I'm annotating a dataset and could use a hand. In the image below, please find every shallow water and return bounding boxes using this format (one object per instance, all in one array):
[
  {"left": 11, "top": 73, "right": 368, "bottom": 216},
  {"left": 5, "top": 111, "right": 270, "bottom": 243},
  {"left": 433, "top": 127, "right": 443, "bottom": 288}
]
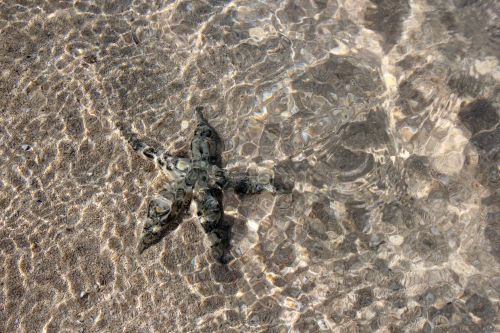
[{"left": 1, "top": 0, "right": 499, "bottom": 332}]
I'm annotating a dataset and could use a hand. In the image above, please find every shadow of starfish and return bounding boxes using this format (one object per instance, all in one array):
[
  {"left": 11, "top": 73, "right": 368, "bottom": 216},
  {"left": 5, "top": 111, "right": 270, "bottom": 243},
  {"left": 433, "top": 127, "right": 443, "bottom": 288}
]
[{"left": 117, "top": 107, "right": 292, "bottom": 264}]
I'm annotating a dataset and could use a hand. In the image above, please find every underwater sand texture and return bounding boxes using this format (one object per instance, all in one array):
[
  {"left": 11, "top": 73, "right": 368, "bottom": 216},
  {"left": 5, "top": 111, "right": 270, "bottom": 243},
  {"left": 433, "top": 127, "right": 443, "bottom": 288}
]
[{"left": 1, "top": 0, "right": 499, "bottom": 332}]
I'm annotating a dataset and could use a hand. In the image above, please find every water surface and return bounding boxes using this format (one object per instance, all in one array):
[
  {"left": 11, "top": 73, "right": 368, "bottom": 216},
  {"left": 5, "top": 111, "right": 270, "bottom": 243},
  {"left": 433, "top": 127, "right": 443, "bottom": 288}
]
[{"left": 1, "top": 0, "right": 499, "bottom": 332}]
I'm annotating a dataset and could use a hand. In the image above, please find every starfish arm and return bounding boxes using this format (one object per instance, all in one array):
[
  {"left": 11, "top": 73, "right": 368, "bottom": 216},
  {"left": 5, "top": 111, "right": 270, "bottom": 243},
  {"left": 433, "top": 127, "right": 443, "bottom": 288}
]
[
  {"left": 195, "top": 106, "right": 208, "bottom": 124},
  {"left": 116, "top": 123, "right": 190, "bottom": 176},
  {"left": 223, "top": 171, "right": 277, "bottom": 194},
  {"left": 138, "top": 178, "right": 192, "bottom": 254},
  {"left": 194, "top": 187, "right": 231, "bottom": 264},
  {"left": 190, "top": 106, "right": 224, "bottom": 167}
]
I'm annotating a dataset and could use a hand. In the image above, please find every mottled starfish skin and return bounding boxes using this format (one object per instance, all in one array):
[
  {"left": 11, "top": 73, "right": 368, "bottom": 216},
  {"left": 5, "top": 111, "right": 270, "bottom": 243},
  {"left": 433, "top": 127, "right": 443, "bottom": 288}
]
[{"left": 118, "top": 107, "right": 283, "bottom": 263}]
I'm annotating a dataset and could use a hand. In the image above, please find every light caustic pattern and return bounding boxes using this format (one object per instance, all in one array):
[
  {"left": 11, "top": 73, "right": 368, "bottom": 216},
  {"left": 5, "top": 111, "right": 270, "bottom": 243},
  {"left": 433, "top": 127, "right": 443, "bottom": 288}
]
[{"left": 0, "top": 0, "right": 499, "bottom": 332}]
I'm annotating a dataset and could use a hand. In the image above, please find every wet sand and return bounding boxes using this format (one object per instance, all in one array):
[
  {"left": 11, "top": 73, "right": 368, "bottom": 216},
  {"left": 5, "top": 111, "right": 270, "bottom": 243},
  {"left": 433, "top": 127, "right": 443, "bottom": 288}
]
[{"left": 0, "top": 0, "right": 499, "bottom": 332}]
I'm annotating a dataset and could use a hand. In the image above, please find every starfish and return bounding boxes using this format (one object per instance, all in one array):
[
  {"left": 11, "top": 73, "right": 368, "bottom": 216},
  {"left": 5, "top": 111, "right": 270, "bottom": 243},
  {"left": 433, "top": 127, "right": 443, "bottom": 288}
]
[{"left": 117, "top": 107, "right": 289, "bottom": 263}]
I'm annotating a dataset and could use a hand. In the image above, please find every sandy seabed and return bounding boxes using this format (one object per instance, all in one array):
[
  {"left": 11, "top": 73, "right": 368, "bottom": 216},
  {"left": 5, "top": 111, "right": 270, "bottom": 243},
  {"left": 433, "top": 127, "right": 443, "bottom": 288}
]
[{"left": 1, "top": 0, "right": 499, "bottom": 332}]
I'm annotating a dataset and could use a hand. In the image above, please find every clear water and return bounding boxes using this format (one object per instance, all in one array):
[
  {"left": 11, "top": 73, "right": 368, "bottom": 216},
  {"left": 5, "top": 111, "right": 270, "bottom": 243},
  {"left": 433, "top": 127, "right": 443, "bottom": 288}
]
[{"left": 1, "top": 0, "right": 499, "bottom": 332}]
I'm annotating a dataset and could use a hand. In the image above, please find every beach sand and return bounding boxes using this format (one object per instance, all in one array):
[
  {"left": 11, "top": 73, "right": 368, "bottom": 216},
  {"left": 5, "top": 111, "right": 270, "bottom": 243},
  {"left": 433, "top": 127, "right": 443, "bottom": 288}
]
[{"left": 1, "top": 0, "right": 499, "bottom": 332}]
